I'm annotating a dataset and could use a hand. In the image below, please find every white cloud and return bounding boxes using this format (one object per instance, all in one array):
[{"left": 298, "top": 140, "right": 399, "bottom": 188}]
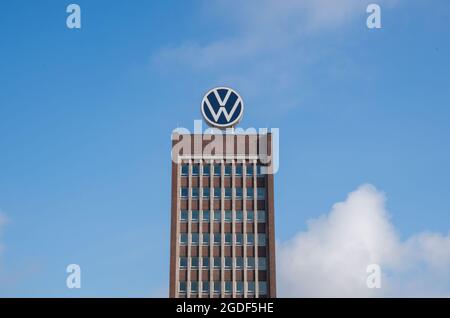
[{"left": 278, "top": 184, "right": 450, "bottom": 297}]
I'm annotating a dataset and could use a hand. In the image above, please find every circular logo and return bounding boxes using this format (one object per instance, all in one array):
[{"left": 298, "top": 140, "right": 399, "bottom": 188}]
[{"left": 201, "top": 87, "right": 244, "bottom": 128}]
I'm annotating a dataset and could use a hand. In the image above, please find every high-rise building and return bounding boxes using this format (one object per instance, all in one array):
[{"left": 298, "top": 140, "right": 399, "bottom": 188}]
[{"left": 169, "top": 132, "right": 277, "bottom": 298}]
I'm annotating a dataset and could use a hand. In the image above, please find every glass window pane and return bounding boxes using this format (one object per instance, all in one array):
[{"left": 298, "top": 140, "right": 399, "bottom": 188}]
[
  {"left": 202, "top": 257, "right": 210, "bottom": 268},
  {"left": 236, "top": 233, "right": 243, "bottom": 245},
  {"left": 213, "top": 210, "right": 221, "bottom": 222},
  {"left": 224, "top": 165, "right": 232, "bottom": 176},
  {"left": 257, "top": 188, "right": 265, "bottom": 199},
  {"left": 192, "top": 187, "right": 199, "bottom": 198},
  {"left": 236, "top": 281, "right": 244, "bottom": 294},
  {"left": 224, "top": 210, "right": 232, "bottom": 222},
  {"left": 214, "top": 187, "right": 221, "bottom": 198},
  {"left": 247, "top": 257, "right": 255, "bottom": 268},
  {"left": 191, "top": 281, "right": 198, "bottom": 293},
  {"left": 225, "top": 281, "right": 232, "bottom": 293},
  {"left": 225, "top": 188, "right": 232, "bottom": 198},
  {"left": 180, "top": 210, "right": 188, "bottom": 221},
  {"left": 179, "top": 257, "right": 187, "bottom": 268},
  {"left": 258, "top": 234, "right": 266, "bottom": 246},
  {"left": 214, "top": 281, "right": 221, "bottom": 293},
  {"left": 259, "top": 282, "right": 267, "bottom": 295},
  {"left": 191, "top": 210, "right": 199, "bottom": 222},
  {"left": 235, "top": 165, "right": 243, "bottom": 176},
  {"left": 179, "top": 281, "right": 187, "bottom": 292},
  {"left": 203, "top": 165, "right": 210, "bottom": 176},
  {"left": 181, "top": 187, "right": 188, "bottom": 198},
  {"left": 192, "top": 164, "right": 199, "bottom": 176},
  {"left": 214, "top": 257, "right": 221, "bottom": 268},
  {"left": 202, "top": 210, "right": 210, "bottom": 221},
  {"left": 203, "top": 188, "right": 210, "bottom": 198},
  {"left": 202, "top": 281, "right": 210, "bottom": 293},
  {"left": 181, "top": 165, "right": 189, "bottom": 176},
  {"left": 235, "top": 188, "right": 243, "bottom": 198},
  {"left": 225, "top": 233, "right": 232, "bottom": 245},
  {"left": 235, "top": 210, "right": 243, "bottom": 222},
  {"left": 191, "top": 257, "right": 199, "bottom": 268},
  {"left": 247, "top": 281, "right": 255, "bottom": 293},
  {"left": 247, "top": 210, "right": 254, "bottom": 221},
  {"left": 246, "top": 187, "right": 254, "bottom": 199},
  {"left": 192, "top": 233, "right": 199, "bottom": 245},
  {"left": 214, "top": 164, "right": 221, "bottom": 176},
  {"left": 225, "top": 257, "right": 232, "bottom": 268},
  {"left": 214, "top": 234, "right": 221, "bottom": 245},
  {"left": 202, "top": 233, "right": 210, "bottom": 245},
  {"left": 257, "top": 210, "right": 266, "bottom": 223},
  {"left": 236, "top": 257, "right": 244, "bottom": 268},
  {"left": 180, "top": 233, "right": 188, "bottom": 245},
  {"left": 247, "top": 233, "right": 254, "bottom": 245},
  {"left": 246, "top": 165, "right": 253, "bottom": 176},
  {"left": 258, "top": 257, "right": 267, "bottom": 270}
]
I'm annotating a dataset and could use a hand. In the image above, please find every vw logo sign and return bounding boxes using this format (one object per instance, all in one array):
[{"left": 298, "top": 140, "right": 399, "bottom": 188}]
[{"left": 201, "top": 87, "right": 244, "bottom": 128}]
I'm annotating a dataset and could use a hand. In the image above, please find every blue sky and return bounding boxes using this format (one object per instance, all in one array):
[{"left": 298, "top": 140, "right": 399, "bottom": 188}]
[{"left": 0, "top": 1, "right": 449, "bottom": 297}]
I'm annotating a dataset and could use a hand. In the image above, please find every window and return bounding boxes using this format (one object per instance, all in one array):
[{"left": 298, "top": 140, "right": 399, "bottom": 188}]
[
  {"left": 247, "top": 257, "right": 255, "bottom": 269},
  {"left": 180, "top": 187, "right": 188, "bottom": 198},
  {"left": 246, "top": 187, "right": 254, "bottom": 199},
  {"left": 213, "top": 281, "right": 221, "bottom": 293},
  {"left": 214, "top": 187, "right": 221, "bottom": 198},
  {"left": 257, "top": 210, "right": 266, "bottom": 223},
  {"left": 181, "top": 164, "right": 188, "bottom": 176},
  {"left": 236, "top": 257, "right": 244, "bottom": 268},
  {"left": 235, "top": 188, "right": 243, "bottom": 198},
  {"left": 224, "top": 210, "right": 232, "bottom": 222},
  {"left": 214, "top": 233, "right": 221, "bottom": 245},
  {"left": 259, "top": 282, "right": 267, "bottom": 295},
  {"left": 225, "top": 233, "right": 232, "bottom": 245},
  {"left": 235, "top": 210, "right": 243, "bottom": 222},
  {"left": 202, "top": 210, "right": 210, "bottom": 222},
  {"left": 202, "top": 257, "right": 210, "bottom": 269},
  {"left": 235, "top": 233, "right": 243, "bottom": 245},
  {"left": 247, "top": 210, "right": 254, "bottom": 222},
  {"left": 192, "top": 187, "right": 199, "bottom": 198},
  {"left": 247, "top": 281, "right": 255, "bottom": 294},
  {"left": 258, "top": 234, "right": 266, "bottom": 246},
  {"left": 257, "top": 187, "right": 265, "bottom": 199},
  {"left": 214, "top": 164, "right": 221, "bottom": 176},
  {"left": 191, "top": 257, "right": 199, "bottom": 268},
  {"left": 191, "top": 210, "right": 199, "bottom": 222},
  {"left": 213, "top": 257, "right": 221, "bottom": 268},
  {"left": 225, "top": 257, "right": 232, "bottom": 269},
  {"left": 257, "top": 165, "right": 264, "bottom": 176},
  {"left": 213, "top": 210, "right": 221, "bottom": 222},
  {"left": 203, "top": 165, "right": 210, "bottom": 176},
  {"left": 202, "top": 281, "right": 210, "bottom": 293},
  {"left": 180, "top": 210, "right": 188, "bottom": 222},
  {"left": 236, "top": 281, "right": 244, "bottom": 294},
  {"left": 191, "top": 233, "right": 199, "bottom": 245},
  {"left": 179, "top": 257, "right": 187, "bottom": 268},
  {"left": 225, "top": 281, "right": 232, "bottom": 294},
  {"left": 203, "top": 188, "right": 210, "bottom": 198},
  {"left": 179, "top": 281, "right": 187, "bottom": 293},
  {"left": 180, "top": 233, "right": 188, "bottom": 245},
  {"left": 191, "top": 281, "right": 199, "bottom": 293},
  {"left": 246, "top": 165, "right": 254, "bottom": 176},
  {"left": 225, "top": 188, "right": 232, "bottom": 199},
  {"left": 192, "top": 164, "right": 199, "bottom": 176},
  {"left": 258, "top": 257, "right": 267, "bottom": 270},
  {"left": 247, "top": 233, "right": 254, "bottom": 246},
  {"left": 224, "top": 165, "right": 232, "bottom": 176},
  {"left": 202, "top": 233, "right": 210, "bottom": 245},
  {"left": 235, "top": 165, "right": 243, "bottom": 176}
]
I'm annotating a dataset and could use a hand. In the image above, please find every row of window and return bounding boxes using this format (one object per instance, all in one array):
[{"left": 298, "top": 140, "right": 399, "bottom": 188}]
[
  {"left": 180, "top": 187, "right": 265, "bottom": 199},
  {"left": 179, "top": 256, "right": 266, "bottom": 270},
  {"left": 180, "top": 233, "right": 266, "bottom": 246},
  {"left": 181, "top": 164, "right": 265, "bottom": 177},
  {"left": 180, "top": 210, "right": 266, "bottom": 223},
  {"left": 179, "top": 281, "right": 267, "bottom": 295}
]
